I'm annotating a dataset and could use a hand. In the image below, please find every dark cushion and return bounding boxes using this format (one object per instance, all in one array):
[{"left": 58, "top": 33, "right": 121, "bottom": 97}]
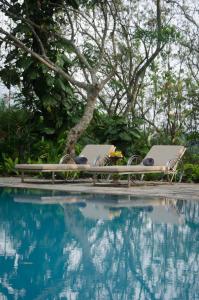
[
  {"left": 74, "top": 156, "right": 88, "bottom": 165},
  {"left": 142, "top": 157, "right": 154, "bottom": 166}
]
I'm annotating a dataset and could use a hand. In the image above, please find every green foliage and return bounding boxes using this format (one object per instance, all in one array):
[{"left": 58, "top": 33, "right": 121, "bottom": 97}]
[
  {"left": 32, "top": 140, "right": 62, "bottom": 163},
  {"left": 0, "top": 105, "right": 63, "bottom": 173},
  {"left": 0, "top": 0, "right": 84, "bottom": 135},
  {"left": 0, "top": 155, "right": 19, "bottom": 175},
  {"left": 183, "top": 164, "right": 199, "bottom": 183},
  {"left": 83, "top": 42, "right": 100, "bottom": 66},
  {"left": 78, "top": 113, "right": 147, "bottom": 156},
  {"left": 134, "top": 25, "right": 180, "bottom": 43},
  {"left": 0, "top": 106, "right": 36, "bottom": 161},
  {"left": 0, "top": 103, "right": 83, "bottom": 175}
]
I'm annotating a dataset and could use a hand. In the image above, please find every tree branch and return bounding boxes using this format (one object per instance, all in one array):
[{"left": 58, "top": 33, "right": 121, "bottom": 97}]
[{"left": 0, "top": 28, "right": 88, "bottom": 89}]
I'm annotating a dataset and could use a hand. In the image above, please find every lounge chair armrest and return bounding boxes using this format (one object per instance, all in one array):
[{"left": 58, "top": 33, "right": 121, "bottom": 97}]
[
  {"left": 127, "top": 155, "right": 142, "bottom": 166},
  {"left": 166, "top": 157, "right": 185, "bottom": 182},
  {"left": 59, "top": 154, "right": 75, "bottom": 164},
  {"left": 166, "top": 157, "right": 182, "bottom": 171},
  {"left": 93, "top": 156, "right": 101, "bottom": 166},
  {"left": 95, "top": 155, "right": 112, "bottom": 166}
]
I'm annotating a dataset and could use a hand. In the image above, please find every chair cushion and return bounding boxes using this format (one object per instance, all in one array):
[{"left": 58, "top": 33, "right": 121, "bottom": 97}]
[
  {"left": 142, "top": 158, "right": 154, "bottom": 166},
  {"left": 88, "top": 165, "right": 168, "bottom": 173},
  {"left": 15, "top": 164, "right": 90, "bottom": 171}
]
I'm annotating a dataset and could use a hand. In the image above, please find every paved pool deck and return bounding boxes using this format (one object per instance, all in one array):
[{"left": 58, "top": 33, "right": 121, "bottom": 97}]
[{"left": 0, "top": 177, "right": 198, "bottom": 201}]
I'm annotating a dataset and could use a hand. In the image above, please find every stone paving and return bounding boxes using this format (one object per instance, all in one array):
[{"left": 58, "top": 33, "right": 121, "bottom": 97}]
[{"left": 0, "top": 177, "right": 198, "bottom": 201}]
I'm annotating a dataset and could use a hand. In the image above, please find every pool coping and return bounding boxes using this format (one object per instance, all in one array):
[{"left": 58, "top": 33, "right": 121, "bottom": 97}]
[{"left": 0, "top": 177, "right": 199, "bottom": 201}]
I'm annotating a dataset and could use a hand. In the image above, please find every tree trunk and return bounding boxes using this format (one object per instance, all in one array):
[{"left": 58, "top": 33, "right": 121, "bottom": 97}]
[{"left": 64, "top": 85, "right": 100, "bottom": 155}]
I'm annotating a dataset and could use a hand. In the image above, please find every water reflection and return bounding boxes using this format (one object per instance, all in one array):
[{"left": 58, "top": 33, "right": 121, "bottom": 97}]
[{"left": 0, "top": 188, "right": 198, "bottom": 299}]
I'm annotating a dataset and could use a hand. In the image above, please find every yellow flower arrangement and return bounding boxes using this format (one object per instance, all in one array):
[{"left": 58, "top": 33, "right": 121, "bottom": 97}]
[{"left": 109, "top": 151, "right": 123, "bottom": 158}]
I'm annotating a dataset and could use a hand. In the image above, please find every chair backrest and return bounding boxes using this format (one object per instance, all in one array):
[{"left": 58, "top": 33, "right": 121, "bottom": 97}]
[
  {"left": 142, "top": 145, "right": 186, "bottom": 168},
  {"left": 80, "top": 144, "right": 115, "bottom": 165}
]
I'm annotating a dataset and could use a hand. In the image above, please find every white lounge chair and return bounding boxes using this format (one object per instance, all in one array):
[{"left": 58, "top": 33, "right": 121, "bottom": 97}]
[
  {"left": 87, "top": 145, "right": 186, "bottom": 187},
  {"left": 15, "top": 144, "right": 115, "bottom": 183}
]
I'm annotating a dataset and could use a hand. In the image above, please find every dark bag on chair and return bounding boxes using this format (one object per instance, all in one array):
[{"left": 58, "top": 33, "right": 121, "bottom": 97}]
[
  {"left": 74, "top": 156, "right": 88, "bottom": 164},
  {"left": 142, "top": 158, "right": 154, "bottom": 166}
]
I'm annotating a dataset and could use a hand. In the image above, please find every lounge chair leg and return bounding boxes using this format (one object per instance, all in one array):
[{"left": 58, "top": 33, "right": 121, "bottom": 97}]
[
  {"left": 93, "top": 174, "right": 97, "bottom": 185},
  {"left": 52, "top": 172, "right": 55, "bottom": 184},
  {"left": 21, "top": 171, "right": 24, "bottom": 183},
  {"left": 167, "top": 173, "right": 174, "bottom": 183},
  {"left": 128, "top": 175, "right": 131, "bottom": 187}
]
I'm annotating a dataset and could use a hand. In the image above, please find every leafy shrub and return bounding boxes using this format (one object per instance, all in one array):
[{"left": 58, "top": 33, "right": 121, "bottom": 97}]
[
  {"left": 82, "top": 113, "right": 144, "bottom": 156},
  {"left": 0, "top": 155, "right": 19, "bottom": 175},
  {"left": 0, "top": 105, "right": 38, "bottom": 162},
  {"left": 183, "top": 164, "right": 199, "bottom": 183}
]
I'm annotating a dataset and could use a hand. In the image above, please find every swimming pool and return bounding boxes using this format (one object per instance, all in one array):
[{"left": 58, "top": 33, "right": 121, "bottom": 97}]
[{"left": 0, "top": 187, "right": 198, "bottom": 299}]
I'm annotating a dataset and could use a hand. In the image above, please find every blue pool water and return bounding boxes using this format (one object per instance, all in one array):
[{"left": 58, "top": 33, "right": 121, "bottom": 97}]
[{"left": 0, "top": 187, "right": 198, "bottom": 300}]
